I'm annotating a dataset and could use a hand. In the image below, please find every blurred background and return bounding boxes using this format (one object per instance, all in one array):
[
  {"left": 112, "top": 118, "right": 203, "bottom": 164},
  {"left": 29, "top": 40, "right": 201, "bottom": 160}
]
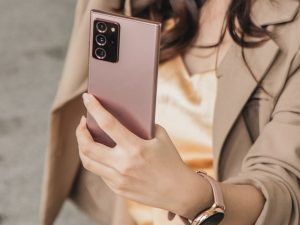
[{"left": 0, "top": 0, "right": 97, "bottom": 224}]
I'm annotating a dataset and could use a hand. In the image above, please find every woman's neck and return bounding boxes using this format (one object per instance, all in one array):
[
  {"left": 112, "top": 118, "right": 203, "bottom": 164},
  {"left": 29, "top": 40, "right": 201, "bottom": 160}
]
[{"left": 182, "top": 0, "right": 233, "bottom": 75}]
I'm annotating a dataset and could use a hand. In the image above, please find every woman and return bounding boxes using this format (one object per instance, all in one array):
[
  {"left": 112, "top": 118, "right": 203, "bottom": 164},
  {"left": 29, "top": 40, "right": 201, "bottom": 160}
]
[{"left": 41, "top": 0, "right": 300, "bottom": 225}]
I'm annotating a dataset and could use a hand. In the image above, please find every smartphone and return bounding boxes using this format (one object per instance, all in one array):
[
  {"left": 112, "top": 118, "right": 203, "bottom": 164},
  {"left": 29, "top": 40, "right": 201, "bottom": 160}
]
[{"left": 87, "top": 10, "right": 161, "bottom": 147}]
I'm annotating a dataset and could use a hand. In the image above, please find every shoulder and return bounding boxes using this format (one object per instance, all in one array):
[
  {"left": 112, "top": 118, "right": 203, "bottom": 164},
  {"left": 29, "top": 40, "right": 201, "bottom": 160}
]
[
  {"left": 275, "top": 13, "right": 300, "bottom": 76},
  {"left": 257, "top": 0, "right": 300, "bottom": 77},
  {"left": 268, "top": 1, "right": 300, "bottom": 59}
]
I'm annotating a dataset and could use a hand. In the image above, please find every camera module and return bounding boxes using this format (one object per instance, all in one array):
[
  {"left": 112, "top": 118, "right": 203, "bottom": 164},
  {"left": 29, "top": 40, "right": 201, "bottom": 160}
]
[
  {"left": 93, "top": 20, "right": 119, "bottom": 62},
  {"left": 95, "top": 34, "right": 107, "bottom": 46},
  {"left": 95, "top": 48, "right": 106, "bottom": 59},
  {"left": 96, "top": 22, "right": 107, "bottom": 33}
]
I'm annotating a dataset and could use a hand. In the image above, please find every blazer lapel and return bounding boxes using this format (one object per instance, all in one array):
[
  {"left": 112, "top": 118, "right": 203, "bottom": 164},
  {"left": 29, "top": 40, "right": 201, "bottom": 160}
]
[
  {"left": 213, "top": 40, "right": 279, "bottom": 177},
  {"left": 251, "top": 0, "right": 300, "bottom": 27},
  {"left": 213, "top": 0, "right": 300, "bottom": 178}
]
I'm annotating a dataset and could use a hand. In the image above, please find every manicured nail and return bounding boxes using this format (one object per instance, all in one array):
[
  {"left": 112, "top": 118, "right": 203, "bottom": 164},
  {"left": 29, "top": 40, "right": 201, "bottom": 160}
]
[
  {"left": 80, "top": 115, "right": 86, "bottom": 123},
  {"left": 82, "top": 93, "right": 90, "bottom": 104}
]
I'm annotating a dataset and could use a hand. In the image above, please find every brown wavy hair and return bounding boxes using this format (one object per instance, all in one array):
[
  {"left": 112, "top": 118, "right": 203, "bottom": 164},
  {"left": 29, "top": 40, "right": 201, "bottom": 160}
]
[
  {"left": 122, "top": 0, "right": 271, "bottom": 93},
  {"left": 130, "top": 0, "right": 269, "bottom": 63}
]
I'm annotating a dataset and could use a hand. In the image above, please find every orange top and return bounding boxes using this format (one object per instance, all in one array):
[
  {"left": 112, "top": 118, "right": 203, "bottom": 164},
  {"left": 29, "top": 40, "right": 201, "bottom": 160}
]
[{"left": 126, "top": 56, "right": 218, "bottom": 225}]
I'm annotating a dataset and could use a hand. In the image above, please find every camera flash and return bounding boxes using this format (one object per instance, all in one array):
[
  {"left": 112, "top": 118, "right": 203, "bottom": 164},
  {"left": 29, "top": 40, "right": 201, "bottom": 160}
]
[{"left": 111, "top": 27, "right": 116, "bottom": 32}]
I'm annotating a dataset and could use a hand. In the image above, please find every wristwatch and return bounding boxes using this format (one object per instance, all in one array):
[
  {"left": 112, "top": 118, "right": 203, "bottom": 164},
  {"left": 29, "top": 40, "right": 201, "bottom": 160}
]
[{"left": 188, "top": 170, "right": 225, "bottom": 225}]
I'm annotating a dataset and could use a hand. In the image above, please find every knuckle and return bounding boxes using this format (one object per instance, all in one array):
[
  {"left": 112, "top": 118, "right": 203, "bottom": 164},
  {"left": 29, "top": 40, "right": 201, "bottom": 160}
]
[
  {"left": 155, "top": 125, "right": 168, "bottom": 140},
  {"left": 82, "top": 160, "right": 91, "bottom": 170},
  {"left": 116, "top": 176, "right": 129, "bottom": 191},
  {"left": 114, "top": 186, "right": 125, "bottom": 196},
  {"left": 76, "top": 126, "right": 83, "bottom": 138},
  {"left": 157, "top": 125, "right": 166, "bottom": 135},
  {"left": 131, "top": 144, "right": 146, "bottom": 160},
  {"left": 130, "top": 142, "right": 148, "bottom": 159},
  {"left": 118, "top": 153, "right": 144, "bottom": 176},
  {"left": 118, "top": 162, "right": 133, "bottom": 176},
  {"left": 75, "top": 126, "right": 80, "bottom": 136},
  {"left": 81, "top": 142, "right": 92, "bottom": 155}
]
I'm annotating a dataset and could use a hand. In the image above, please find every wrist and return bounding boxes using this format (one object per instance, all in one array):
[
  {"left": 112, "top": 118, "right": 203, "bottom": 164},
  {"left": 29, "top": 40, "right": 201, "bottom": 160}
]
[{"left": 170, "top": 166, "right": 214, "bottom": 219}]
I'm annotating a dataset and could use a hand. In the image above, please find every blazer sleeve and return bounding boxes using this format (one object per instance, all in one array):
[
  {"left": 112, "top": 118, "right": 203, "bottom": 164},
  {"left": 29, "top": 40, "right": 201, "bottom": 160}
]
[{"left": 224, "top": 49, "right": 300, "bottom": 225}]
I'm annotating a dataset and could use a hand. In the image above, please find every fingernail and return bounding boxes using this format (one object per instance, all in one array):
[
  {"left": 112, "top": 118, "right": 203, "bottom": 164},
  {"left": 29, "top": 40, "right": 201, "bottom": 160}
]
[
  {"left": 82, "top": 93, "right": 90, "bottom": 104},
  {"left": 80, "top": 115, "right": 86, "bottom": 123}
]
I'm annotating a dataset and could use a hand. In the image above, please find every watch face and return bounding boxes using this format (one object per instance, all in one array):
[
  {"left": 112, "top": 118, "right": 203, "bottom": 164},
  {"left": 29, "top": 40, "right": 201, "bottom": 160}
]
[{"left": 200, "top": 212, "right": 224, "bottom": 225}]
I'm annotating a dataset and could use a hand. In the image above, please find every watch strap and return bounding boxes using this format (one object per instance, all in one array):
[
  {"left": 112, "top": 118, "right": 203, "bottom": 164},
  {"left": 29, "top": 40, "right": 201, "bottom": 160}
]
[{"left": 196, "top": 171, "right": 225, "bottom": 210}]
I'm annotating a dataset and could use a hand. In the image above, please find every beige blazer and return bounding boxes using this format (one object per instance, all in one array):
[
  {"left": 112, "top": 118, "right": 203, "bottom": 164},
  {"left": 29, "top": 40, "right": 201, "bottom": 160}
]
[{"left": 40, "top": 0, "right": 300, "bottom": 224}]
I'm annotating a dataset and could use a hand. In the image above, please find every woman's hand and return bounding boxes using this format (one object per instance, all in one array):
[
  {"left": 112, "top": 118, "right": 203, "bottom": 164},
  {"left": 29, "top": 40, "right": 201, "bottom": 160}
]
[{"left": 76, "top": 93, "right": 212, "bottom": 218}]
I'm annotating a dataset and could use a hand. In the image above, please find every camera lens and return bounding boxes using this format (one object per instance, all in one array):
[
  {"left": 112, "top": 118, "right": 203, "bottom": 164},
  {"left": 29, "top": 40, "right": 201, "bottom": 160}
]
[
  {"left": 96, "top": 22, "right": 107, "bottom": 33},
  {"left": 95, "top": 34, "right": 107, "bottom": 46},
  {"left": 95, "top": 48, "right": 106, "bottom": 59}
]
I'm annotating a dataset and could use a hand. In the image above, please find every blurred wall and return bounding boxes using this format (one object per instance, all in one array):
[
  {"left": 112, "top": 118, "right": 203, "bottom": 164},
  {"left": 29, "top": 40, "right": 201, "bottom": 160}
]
[{"left": 0, "top": 0, "right": 96, "bottom": 224}]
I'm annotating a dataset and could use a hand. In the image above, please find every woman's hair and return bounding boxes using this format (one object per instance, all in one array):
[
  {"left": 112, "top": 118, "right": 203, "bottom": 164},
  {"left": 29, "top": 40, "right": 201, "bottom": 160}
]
[
  {"left": 130, "top": 0, "right": 269, "bottom": 63},
  {"left": 124, "top": 0, "right": 272, "bottom": 95}
]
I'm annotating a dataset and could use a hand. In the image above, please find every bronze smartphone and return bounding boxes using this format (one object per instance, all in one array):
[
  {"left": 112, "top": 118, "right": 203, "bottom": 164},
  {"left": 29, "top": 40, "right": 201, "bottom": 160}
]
[{"left": 87, "top": 10, "right": 161, "bottom": 147}]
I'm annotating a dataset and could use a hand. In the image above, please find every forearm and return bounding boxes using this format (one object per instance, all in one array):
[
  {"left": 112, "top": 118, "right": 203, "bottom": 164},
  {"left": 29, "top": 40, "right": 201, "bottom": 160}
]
[
  {"left": 172, "top": 168, "right": 265, "bottom": 225},
  {"left": 219, "top": 183, "right": 265, "bottom": 225}
]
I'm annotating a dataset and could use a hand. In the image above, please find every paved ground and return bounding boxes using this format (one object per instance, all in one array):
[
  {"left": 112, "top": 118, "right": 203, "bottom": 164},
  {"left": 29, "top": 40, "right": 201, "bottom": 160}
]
[{"left": 0, "top": 0, "right": 97, "bottom": 224}]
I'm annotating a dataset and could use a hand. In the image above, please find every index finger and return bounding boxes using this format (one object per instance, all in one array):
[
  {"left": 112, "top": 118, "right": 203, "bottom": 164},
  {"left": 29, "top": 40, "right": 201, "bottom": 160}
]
[
  {"left": 82, "top": 93, "right": 140, "bottom": 148},
  {"left": 76, "top": 116, "right": 116, "bottom": 167}
]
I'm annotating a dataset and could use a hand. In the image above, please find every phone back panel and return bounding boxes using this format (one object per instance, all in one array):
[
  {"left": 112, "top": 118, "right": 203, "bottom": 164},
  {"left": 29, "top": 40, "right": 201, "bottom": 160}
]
[{"left": 88, "top": 10, "right": 161, "bottom": 147}]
